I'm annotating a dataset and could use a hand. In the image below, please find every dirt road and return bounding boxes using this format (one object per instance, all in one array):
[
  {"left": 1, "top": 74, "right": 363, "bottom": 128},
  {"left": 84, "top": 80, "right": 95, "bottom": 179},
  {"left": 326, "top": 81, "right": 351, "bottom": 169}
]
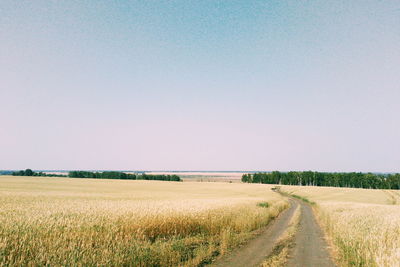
[
  {"left": 209, "top": 196, "right": 336, "bottom": 267},
  {"left": 287, "top": 200, "right": 336, "bottom": 267},
  {"left": 210, "top": 200, "right": 298, "bottom": 267}
]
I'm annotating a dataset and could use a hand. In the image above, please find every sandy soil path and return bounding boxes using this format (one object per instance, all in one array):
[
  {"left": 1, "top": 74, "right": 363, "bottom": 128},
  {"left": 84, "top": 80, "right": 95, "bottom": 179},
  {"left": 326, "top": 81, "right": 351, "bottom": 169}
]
[
  {"left": 287, "top": 200, "right": 336, "bottom": 267},
  {"left": 209, "top": 195, "right": 336, "bottom": 267},
  {"left": 210, "top": 199, "right": 298, "bottom": 267}
]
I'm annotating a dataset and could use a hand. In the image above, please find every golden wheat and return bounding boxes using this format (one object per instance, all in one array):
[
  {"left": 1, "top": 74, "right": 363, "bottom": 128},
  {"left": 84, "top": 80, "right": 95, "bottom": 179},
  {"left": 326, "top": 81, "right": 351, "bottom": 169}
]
[
  {"left": 281, "top": 185, "right": 400, "bottom": 267},
  {"left": 0, "top": 176, "right": 287, "bottom": 266}
]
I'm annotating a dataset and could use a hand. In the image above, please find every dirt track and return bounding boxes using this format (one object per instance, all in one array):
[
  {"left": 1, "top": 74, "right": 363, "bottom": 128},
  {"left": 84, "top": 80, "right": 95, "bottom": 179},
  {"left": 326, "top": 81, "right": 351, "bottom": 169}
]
[
  {"left": 287, "top": 200, "right": 336, "bottom": 267},
  {"left": 210, "top": 199, "right": 298, "bottom": 267},
  {"left": 210, "top": 196, "right": 336, "bottom": 267}
]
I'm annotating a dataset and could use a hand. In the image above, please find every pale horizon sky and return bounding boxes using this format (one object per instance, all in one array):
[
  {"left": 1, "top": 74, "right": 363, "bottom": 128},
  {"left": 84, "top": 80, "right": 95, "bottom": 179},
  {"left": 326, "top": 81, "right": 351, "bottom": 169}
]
[{"left": 1, "top": 1, "right": 399, "bottom": 172}]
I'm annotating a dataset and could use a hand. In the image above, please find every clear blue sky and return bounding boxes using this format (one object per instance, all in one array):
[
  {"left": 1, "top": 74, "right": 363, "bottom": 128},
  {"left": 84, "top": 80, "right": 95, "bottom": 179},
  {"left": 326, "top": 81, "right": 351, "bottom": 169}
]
[{"left": 1, "top": 1, "right": 399, "bottom": 171}]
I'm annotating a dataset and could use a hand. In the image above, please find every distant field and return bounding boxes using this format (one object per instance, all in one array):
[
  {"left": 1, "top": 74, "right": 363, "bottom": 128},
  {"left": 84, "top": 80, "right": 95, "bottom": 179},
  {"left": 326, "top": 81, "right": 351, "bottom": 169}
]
[
  {"left": 40, "top": 171, "right": 246, "bottom": 182},
  {"left": 0, "top": 176, "right": 286, "bottom": 266},
  {"left": 280, "top": 185, "right": 400, "bottom": 267},
  {"left": 144, "top": 171, "right": 245, "bottom": 182}
]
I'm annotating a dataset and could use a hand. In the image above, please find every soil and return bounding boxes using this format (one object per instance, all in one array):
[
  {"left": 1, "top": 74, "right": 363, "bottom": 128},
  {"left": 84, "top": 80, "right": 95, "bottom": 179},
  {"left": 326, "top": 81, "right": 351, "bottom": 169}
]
[
  {"left": 287, "top": 200, "right": 336, "bottom": 267},
  {"left": 209, "top": 196, "right": 336, "bottom": 267},
  {"left": 210, "top": 199, "right": 298, "bottom": 267}
]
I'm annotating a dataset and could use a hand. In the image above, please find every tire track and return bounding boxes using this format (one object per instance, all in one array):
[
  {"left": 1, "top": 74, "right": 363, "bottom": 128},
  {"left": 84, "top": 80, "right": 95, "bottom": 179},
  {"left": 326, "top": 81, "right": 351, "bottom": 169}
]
[
  {"left": 287, "top": 199, "right": 336, "bottom": 267},
  {"left": 209, "top": 193, "right": 336, "bottom": 267},
  {"left": 210, "top": 199, "right": 298, "bottom": 267},
  {"left": 382, "top": 190, "right": 399, "bottom": 205}
]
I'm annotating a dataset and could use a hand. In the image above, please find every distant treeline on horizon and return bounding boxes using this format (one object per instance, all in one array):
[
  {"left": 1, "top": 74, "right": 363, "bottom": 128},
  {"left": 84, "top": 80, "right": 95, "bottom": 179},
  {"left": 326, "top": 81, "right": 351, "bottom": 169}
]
[
  {"left": 242, "top": 171, "right": 400, "bottom": 189},
  {"left": 10, "top": 169, "right": 182, "bottom": 182}
]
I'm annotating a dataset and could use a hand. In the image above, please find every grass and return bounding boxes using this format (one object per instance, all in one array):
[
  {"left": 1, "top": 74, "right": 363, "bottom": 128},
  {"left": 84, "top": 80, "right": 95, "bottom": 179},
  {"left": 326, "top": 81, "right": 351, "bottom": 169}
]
[
  {"left": 257, "top": 202, "right": 270, "bottom": 208},
  {"left": 280, "top": 185, "right": 400, "bottom": 267},
  {"left": 272, "top": 186, "right": 315, "bottom": 205},
  {"left": 290, "top": 194, "right": 315, "bottom": 205},
  {"left": 0, "top": 176, "right": 287, "bottom": 266}
]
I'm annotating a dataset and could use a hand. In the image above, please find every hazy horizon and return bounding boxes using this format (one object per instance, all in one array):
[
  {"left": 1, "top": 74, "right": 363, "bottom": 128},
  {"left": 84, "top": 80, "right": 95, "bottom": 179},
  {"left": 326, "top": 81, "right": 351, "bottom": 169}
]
[
  {"left": 1, "top": 1, "right": 399, "bottom": 172},
  {"left": 2, "top": 169, "right": 399, "bottom": 175}
]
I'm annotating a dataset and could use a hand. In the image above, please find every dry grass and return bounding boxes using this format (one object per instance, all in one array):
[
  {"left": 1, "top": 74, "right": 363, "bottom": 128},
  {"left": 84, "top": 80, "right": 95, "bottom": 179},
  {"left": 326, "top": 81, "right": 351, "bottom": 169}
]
[
  {"left": 0, "top": 176, "right": 287, "bottom": 266},
  {"left": 280, "top": 185, "right": 400, "bottom": 267}
]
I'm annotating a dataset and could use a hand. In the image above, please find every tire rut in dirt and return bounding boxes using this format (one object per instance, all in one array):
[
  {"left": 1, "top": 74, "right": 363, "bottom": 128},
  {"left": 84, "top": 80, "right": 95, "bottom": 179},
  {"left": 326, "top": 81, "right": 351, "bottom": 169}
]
[
  {"left": 210, "top": 200, "right": 298, "bottom": 267},
  {"left": 287, "top": 200, "right": 336, "bottom": 267}
]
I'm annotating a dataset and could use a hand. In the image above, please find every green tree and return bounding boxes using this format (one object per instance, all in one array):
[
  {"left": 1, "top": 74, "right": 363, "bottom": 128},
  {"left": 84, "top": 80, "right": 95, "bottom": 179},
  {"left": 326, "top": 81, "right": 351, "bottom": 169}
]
[{"left": 24, "top": 169, "right": 34, "bottom": 176}]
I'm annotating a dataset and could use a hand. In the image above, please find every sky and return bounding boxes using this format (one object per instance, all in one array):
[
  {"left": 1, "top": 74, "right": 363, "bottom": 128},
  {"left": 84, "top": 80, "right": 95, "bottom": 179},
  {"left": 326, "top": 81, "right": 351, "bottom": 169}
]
[{"left": 1, "top": 0, "right": 399, "bottom": 172}]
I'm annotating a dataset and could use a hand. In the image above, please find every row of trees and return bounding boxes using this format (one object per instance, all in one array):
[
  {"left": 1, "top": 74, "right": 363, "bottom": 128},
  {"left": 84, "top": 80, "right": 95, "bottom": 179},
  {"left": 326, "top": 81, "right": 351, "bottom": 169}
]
[
  {"left": 12, "top": 169, "right": 67, "bottom": 177},
  {"left": 68, "top": 171, "right": 136, "bottom": 179},
  {"left": 242, "top": 171, "right": 400, "bottom": 190},
  {"left": 11, "top": 169, "right": 182, "bottom": 182},
  {"left": 67, "top": 171, "right": 182, "bottom": 181}
]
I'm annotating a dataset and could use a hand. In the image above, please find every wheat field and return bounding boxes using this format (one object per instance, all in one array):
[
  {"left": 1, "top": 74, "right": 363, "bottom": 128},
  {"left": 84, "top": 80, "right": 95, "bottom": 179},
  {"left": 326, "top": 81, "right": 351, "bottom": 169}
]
[
  {"left": 0, "top": 176, "right": 287, "bottom": 266},
  {"left": 281, "top": 185, "right": 400, "bottom": 267}
]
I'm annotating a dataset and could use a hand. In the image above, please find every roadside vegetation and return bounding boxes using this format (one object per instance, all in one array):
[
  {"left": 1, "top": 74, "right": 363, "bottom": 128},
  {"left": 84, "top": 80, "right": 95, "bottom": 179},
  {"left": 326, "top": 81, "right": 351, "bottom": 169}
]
[
  {"left": 280, "top": 185, "right": 400, "bottom": 267},
  {"left": 274, "top": 188, "right": 315, "bottom": 205},
  {"left": 242, "top": 171, "right": 400, "bottom": 189},
  {"left": 0, "top": 176, "right": 287, "bottom": 266}
]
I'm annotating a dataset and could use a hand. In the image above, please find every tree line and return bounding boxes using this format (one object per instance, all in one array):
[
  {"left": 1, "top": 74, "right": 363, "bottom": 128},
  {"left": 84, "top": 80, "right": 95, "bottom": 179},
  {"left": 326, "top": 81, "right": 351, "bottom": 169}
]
[
  {"left": 12, "top": 169, "right": 66, "bottom": 177},
  {"left": 68, "top": 171, "right": 182, "bottom": 181},
  {"left": 11, "top": 169, "right": 182, "bottom": 182},
  {"left": 242, "top": 171, "right": 400, "bottom": 190}
]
